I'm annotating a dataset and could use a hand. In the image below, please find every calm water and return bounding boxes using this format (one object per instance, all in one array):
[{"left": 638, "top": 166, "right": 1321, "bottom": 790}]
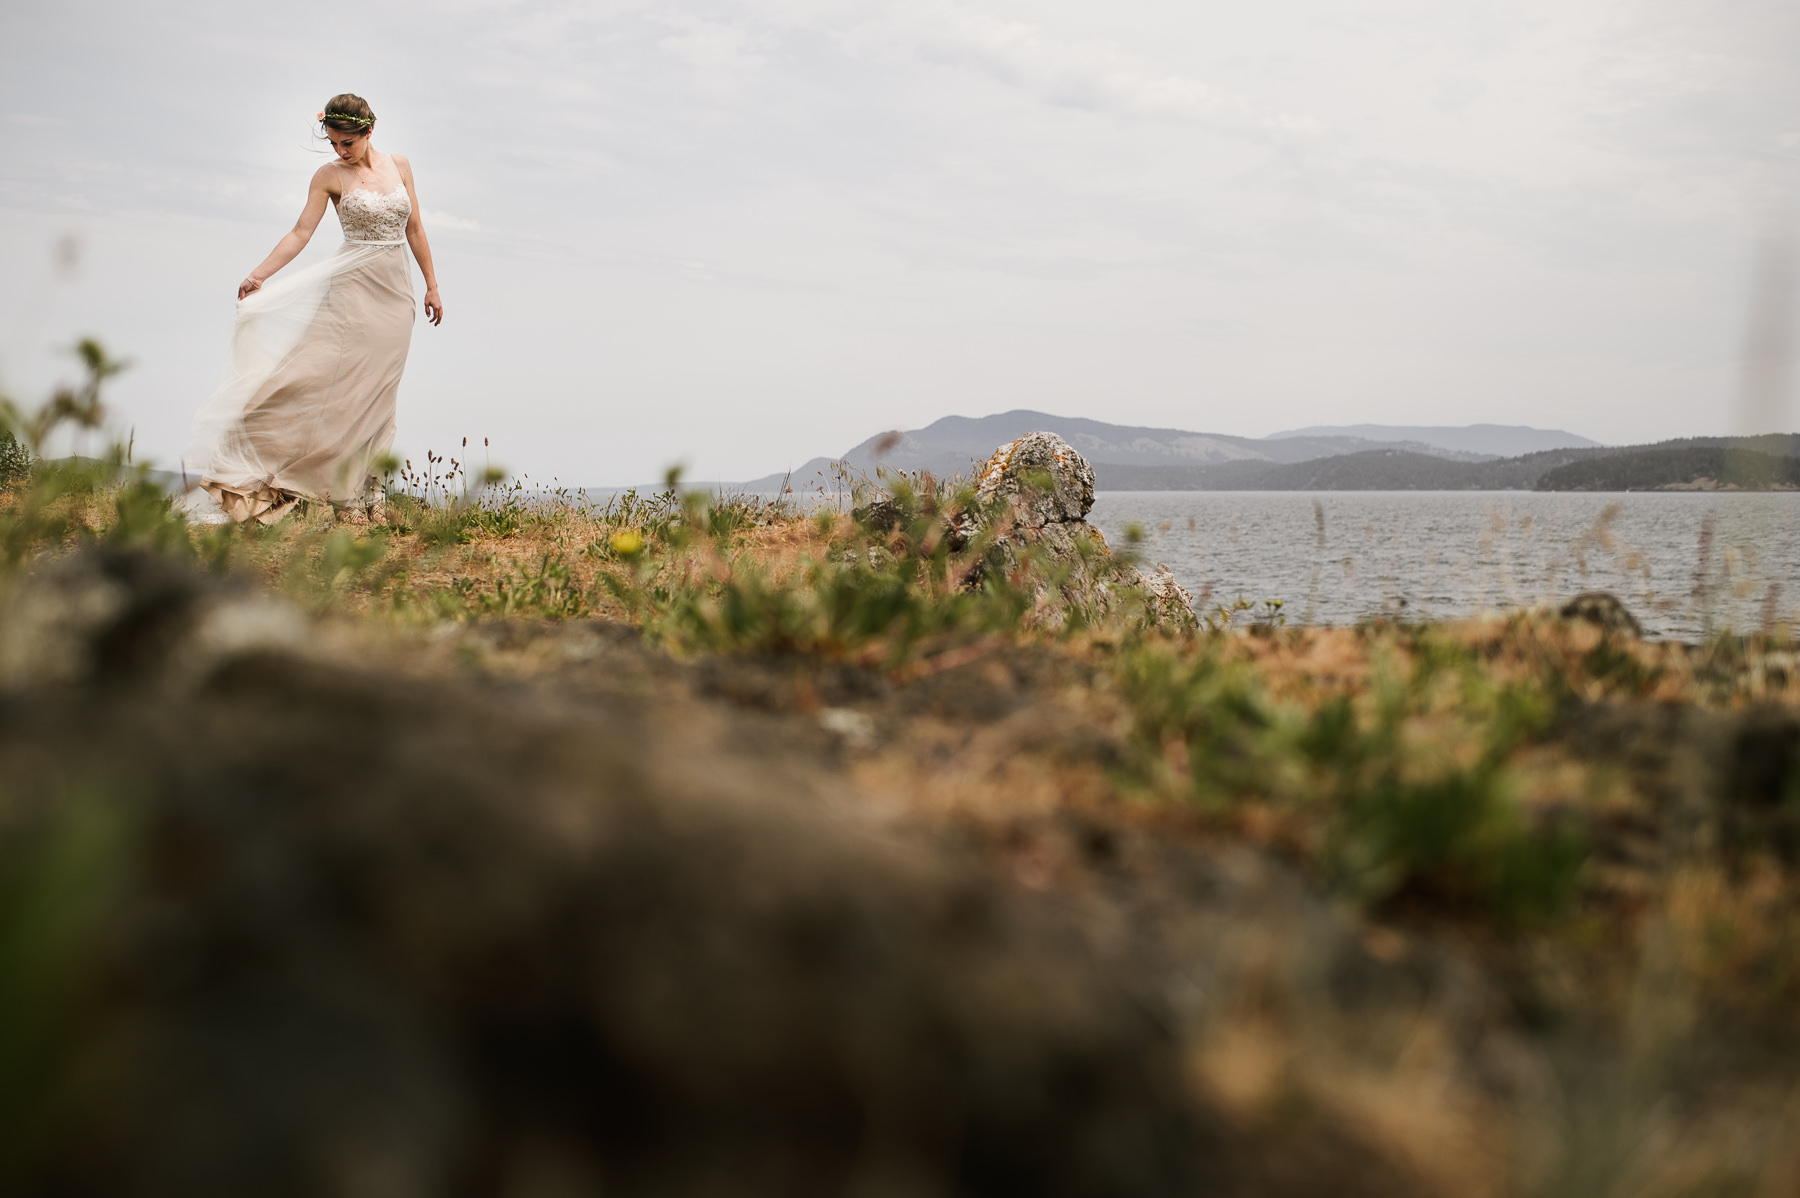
[{"left": 1087, "top": 491, "right": 1800, "bottom": 640}]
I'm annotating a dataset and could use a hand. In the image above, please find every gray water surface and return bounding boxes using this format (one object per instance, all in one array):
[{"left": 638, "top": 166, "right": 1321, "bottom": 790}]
[{"left": 1087, "top": 491, "right": 1800, "bottom": 639}]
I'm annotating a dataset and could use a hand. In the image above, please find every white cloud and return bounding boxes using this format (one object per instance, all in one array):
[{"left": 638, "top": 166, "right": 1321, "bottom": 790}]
[
  {"left": 906, "top": 10, "right": 1326, "bottom": 138},
  {"left": 423, "top": 209, "right": 481, "bottom": 233},
  {"left": 657, "top": 13, "right": 768, "bottom": 74}
]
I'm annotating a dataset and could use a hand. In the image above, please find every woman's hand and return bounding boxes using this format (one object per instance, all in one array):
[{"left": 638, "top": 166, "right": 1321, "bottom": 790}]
[
  {"left": 236, "top": 168, "right": 333, "bottom": 302},
  {"left": 423, "top": 287, "right": 444, "bottom": 326}
]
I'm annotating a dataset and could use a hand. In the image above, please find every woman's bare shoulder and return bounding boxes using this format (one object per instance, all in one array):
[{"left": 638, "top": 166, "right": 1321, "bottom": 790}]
[
  {"left": 389, "top": 152, "right": 415, "bottom": 180},
  {"left": 310, "top": 162, "right": 345, "bottom": 194}
]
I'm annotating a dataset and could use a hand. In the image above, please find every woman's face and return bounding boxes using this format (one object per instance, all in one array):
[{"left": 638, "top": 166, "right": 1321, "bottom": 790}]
[{"left": 326, "top": 127, "right": 371, "bottom": 163}]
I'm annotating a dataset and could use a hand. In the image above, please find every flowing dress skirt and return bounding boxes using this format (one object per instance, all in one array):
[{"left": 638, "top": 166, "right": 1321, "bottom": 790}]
[{"left": 187, "top": 240, "right": 414, "bottom": 523}]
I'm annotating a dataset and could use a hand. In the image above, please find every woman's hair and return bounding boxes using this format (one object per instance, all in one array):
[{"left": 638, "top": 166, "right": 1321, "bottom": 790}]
[{"left": 319, "top": 94, "right": 376, "bottom": 134}]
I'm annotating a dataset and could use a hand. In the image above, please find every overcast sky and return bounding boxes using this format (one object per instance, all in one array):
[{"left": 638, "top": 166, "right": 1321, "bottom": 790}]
[{"left": 3, "top": 0, "right": 1797, "bottom": 484}]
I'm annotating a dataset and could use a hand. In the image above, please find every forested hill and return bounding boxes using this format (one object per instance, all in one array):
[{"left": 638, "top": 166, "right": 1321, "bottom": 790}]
[
  {"left": 1536, "top": 447, "right": 1800, "bottom": 492},
  {"left": 1094, "top": 437, "right": 1800, "bottom": 492}
]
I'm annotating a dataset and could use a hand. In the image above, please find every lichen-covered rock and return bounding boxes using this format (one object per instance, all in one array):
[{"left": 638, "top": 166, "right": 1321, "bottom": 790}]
[
  {"left": 1135, "top": 563, "right": 1199, "bottom": 632},
  {"left": 973, "top": 431, "right": 1097, "bottom": 528},
  {"left": 947, "top": 433, "right": 1195, "bottom": 634},
  {"left": 853, "top": 494, "right": 908, "bottom": 534}
]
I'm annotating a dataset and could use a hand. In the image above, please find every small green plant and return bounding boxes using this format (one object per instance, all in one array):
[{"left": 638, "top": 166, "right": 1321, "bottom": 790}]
[
  {"left": 98, "top": 475, "right": 194, "bottom": 557},
  {"left": 314, "top": 528, "right": 391, "bottom": 592},
  {"left": 454, "top": 553, "right": 591, "bottom": 621},
  {"left": 1203, "top": 596, "right": 1254, "bottom": 633},
  {"left": 0, "top": 340, "right": 201, "bottom": 571},
  {"left": 1115, "top": 643, "right": 1274, "bottom": 800},
  {"left": 1318, "top": 637, "right": 1581, "bottom": 921},
  {"left": 586, "top": 487, "right": 682, "bottom": 542},
  {"left": 415, "top": 502, "right": 521, "bottom": 547},
  {"left": 0, "top": 430, "right": 30, "bottom": 489},
  {"left": 1327, "top": 752, "right": 1586, "bottom": 925},
  {"left": 706, "top": 491, "right": 788, "bottom": 538},
  {"left": 1579, "top": 635, "right": 1664, "bottom": 696},
  {"left": 392, "top": 449, "right": 520, "bottom": 547},
  {"left": 1114, "top": 630, "right": 1586, "bottom": 924}
]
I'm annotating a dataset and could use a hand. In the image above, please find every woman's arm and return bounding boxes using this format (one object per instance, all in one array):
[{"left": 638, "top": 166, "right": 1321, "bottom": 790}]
[
  {"left": 394, "top": 154, "right": 443, "bottom": 326},
  {"left": 238, "top": 167, "right": 334, "bottom": 299}
]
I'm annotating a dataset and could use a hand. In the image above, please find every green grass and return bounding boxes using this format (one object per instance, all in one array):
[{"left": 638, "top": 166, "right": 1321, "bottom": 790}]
[
  {"left": 603, "top": 477, "right": 1041, "bottom": 666},
  {"left": 454, "top": 552, "right": 591, "bottom": 621},
  {"left": 1114, "top": 628, "right": 1588, "bottom": 924}
]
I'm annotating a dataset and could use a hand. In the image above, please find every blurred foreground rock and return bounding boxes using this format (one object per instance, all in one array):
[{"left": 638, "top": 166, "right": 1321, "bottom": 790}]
[{"left": 0, "top": 550, "right": 1226, "bottom": 1198}]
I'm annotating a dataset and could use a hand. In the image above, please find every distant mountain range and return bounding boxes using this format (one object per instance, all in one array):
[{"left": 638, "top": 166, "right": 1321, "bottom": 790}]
[
  {"left": 738, "top": 411, "right": 1600, "bottom": 492},
  {"left": 1267, "top": 423, "right": 1600, "bottom": 458},
  {"left": 729, "top": 412, "right": 1800, "bottom": 493}
]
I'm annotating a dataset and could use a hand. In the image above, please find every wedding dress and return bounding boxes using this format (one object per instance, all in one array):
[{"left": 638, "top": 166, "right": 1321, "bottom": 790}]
[{"left": 186, "top": 184, "right": 416, "bottom": 524}]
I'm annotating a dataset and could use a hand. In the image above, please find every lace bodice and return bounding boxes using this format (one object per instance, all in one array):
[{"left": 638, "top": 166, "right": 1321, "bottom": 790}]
[{"left": 338, "top": 185, "right": 411, "bottom": 242}]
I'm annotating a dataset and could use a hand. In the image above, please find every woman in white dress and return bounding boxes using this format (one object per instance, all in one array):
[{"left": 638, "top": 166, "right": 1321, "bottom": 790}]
[{"left": 187, "top": 93, "right": 442, "bottom": 524}]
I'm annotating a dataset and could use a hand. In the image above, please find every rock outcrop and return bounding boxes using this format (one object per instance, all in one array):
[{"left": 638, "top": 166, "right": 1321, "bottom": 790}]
[
  {"left": 953, "top": 432, "right": 1197, "bottom": 633},
  {"left": 971, "top": 431, "right": 1097, "bottom": 528},
  {"left": 1559, "top": 591, "right": 1644, "bottom": 638}
]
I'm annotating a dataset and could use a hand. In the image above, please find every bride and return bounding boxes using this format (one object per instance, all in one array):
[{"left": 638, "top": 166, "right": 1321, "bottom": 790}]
[{"left": 186, "top": 93, "right": 442, "bottom": 524}]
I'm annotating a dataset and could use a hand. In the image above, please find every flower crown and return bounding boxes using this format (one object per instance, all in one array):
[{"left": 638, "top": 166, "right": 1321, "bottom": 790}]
[{"left": 317, "top": 111, "right": 374, "bottom": 127}]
